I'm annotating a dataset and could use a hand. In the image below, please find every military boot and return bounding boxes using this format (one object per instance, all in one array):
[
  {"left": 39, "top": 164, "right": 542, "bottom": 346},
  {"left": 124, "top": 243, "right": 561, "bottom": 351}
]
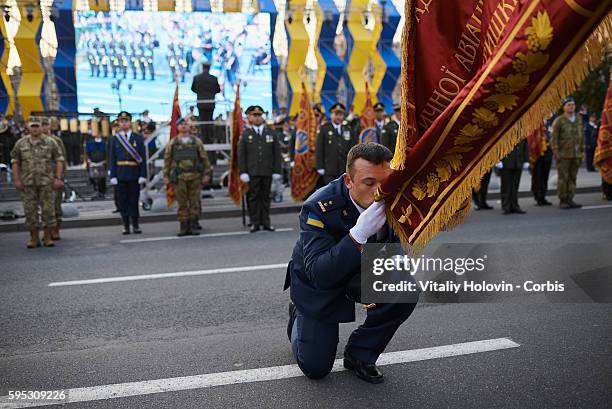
[
  {"left": 51, "top": 223, "right": 61, "bottom": 241},
  {"left": 190, "top": 220, "right": 200, "bottom": 236},
  {"left": 178, "top": 222, "right": 190, "bottom": 237},
  {"left": 27, "top": 229, "right": 41, "bottom": 249},
  {"left": 42, "top": 228, "right": 55, "bottom": 247},
  {"left": 132, "top": 217, "right": 142, "bottom": 234}
]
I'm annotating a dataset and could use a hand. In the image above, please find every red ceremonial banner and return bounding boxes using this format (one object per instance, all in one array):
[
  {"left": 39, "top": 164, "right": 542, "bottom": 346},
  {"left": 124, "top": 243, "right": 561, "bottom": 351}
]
[
  {"left": 382, "top": 0, "right": 612, "bottom": 251},
  {"left": 527, "top": 123, "right": 547, "bottom": 165},
  {"left": 595, "top": 76, "right": 612, "bottom": 184},
  {"left": 291, "top": 83, "right": 318, "bottom": 202},
  {"left": 359, "top": 82, "right": 378, "bottom": 144},
  {"left": 166, "top": 81, "right": 181, "bottom": 208},
  {"left": 228, "top": 81, "right": 246, "bottom": 206}
]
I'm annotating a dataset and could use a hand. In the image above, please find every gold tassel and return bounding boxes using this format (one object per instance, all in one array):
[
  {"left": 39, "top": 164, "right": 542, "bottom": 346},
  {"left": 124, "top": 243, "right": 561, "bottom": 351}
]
[{"left": 390, "top": 0, "right": 413, "bottom": 171}]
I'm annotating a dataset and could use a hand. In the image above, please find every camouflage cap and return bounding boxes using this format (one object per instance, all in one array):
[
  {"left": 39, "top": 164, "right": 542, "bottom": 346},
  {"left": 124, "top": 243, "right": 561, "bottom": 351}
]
[{"left": 28, "top": 116, "right": 42, "bottom": 126}]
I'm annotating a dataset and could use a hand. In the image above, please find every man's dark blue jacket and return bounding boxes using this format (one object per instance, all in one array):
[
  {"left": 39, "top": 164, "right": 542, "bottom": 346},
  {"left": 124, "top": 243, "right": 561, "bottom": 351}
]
[
  {"left": 284, "top": 176, "right": 398, "bottom": 324},
  {"left": 109, "top": 132, "right": 147, "bottom": 182}
]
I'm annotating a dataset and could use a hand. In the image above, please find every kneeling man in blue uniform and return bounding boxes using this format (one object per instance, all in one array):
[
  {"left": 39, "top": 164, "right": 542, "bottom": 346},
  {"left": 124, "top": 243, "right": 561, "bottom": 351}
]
[{"left": 284, "top": 143, "right": 418, "bottom": 383}]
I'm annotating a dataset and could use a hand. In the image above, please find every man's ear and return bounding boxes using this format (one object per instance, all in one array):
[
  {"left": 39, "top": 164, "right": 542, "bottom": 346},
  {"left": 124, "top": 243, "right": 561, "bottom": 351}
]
[{"left": 343, "top": 173, "right": 351, "bottom": 189}]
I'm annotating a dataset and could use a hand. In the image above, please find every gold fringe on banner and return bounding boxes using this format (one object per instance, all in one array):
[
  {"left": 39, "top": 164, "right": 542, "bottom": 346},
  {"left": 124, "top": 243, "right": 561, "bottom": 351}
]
[
  {"left": 503, "top": 13, "right": 612, "bottom": 152},
  {"left": 390, "top": 0, "right": 414, "bottom": 171},
  {"left": 387, "top": 12, "right": 612, "bottom": 255}
]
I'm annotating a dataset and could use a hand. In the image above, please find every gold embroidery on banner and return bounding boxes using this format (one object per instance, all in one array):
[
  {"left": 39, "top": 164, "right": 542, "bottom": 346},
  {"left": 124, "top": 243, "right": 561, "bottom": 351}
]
[
  {"left": 512, "top": 51, "right": 549, "bottom": 74},
  {"left": 410, "top": 0, "right": 610, "bottom": 244},
  {"left": 525, "top": 11, "right": 554, "bottom": 51},
  {"left": 391, "top": 0, "right": 543, "bottom": 212},
  {"left": 410, "top": 7, "right": 554, "bottom": 207},
  {"left": 398, "top": 205, "right": 413, "bottom": 225}
]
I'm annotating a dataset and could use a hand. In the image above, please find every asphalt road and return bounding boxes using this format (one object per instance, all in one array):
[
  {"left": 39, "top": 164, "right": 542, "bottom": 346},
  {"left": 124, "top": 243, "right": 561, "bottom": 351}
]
[{"left": 0, "top": 192, "right": 611, "bottom": 408}]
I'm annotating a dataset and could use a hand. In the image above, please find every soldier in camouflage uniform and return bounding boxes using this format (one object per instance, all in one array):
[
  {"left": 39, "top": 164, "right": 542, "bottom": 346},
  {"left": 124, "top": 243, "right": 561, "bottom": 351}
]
[
  {"left": 42, "top": 117, "right": 67, "bottom": 240},
  {"left": 551, "top": 97, "right": 585, "bottom": 209},
  {"left": 164, "top": 117, "right": 211, "bottom": 236},
  {"left": 11, "top": 117, "right": 65, "bottom": 248}
]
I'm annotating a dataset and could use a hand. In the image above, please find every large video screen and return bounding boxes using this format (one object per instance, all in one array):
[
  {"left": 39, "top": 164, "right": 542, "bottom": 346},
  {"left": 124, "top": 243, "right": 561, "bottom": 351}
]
[{"left": 74, "top": 11, "right": 272, "bottom": 121}]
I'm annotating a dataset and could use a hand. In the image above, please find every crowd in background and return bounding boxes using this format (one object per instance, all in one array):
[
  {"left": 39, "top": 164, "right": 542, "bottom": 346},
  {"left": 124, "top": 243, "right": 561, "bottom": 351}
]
[{"left": 0, "top": 100, "right": 608, "bottom": 206}]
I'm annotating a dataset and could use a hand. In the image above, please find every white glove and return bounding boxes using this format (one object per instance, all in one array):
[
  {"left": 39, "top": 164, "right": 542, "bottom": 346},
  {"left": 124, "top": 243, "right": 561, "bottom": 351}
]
[
  {"left": 349, "top": 200, "right": 387, "bottom": 244},
  {"left": 522, "top": 162, "right": 530, "bottom": 170},
  {"left": 317, "top": 169, "right": 325, "bottom": 176},
  {"left": 240, "top": 173, "right": 250, "bottom": 183},
  {"left": 495, "top": 162, "right": 503, "bottom": 169},
  {"left": 110, "top": 177, "right": 118, "bottom": 185},
  {"left": 290, "top": 161, "right": 295, "bottom": 168},
  {"left": 138, "top": 177, "right": 147, "bottom": 185},
  {"left": 272, "top": 173, "right": 282, "bottom": 181}
]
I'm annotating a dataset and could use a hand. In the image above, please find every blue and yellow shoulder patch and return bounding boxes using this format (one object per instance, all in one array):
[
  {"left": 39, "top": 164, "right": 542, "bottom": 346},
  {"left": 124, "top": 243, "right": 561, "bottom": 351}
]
[{"left": 306, "top": 212, "right": 325, "bottom": 229}]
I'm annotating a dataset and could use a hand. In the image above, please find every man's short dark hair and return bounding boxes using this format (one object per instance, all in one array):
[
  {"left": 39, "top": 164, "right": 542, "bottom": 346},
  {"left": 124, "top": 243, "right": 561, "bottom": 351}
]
[{"left": 346, "top": 142, "right": 393, "bottom": 174}]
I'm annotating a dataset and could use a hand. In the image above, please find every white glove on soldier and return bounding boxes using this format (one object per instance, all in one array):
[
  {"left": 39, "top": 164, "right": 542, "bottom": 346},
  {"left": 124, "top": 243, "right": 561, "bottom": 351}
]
[
  {"left": 317, "top": 169, "right": 325, "bottom": 176},
  {"left": 349, "top": 200, "right": 387, "bottom": 244},
  {"left": 138, "top": 177, "right": 147, "bottom": 185},
  {"left": 495, "top": 162, "right": 503, "bottom": 169},
  {"left": 272, "top": 173, "right": 282, "bottom": 181},
  {"left": 110, "top": 177, "right": 118, "bottom": 185},
  {"left": 240, "top": 173, "right": 250, "bottom": 183},
  {"left": 522, "top": 162, "right": 530, "bottom": 170}
]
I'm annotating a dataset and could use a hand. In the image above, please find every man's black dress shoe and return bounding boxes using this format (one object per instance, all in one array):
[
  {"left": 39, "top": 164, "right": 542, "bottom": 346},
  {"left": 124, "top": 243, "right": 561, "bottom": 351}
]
[
  {"left": 263, "top": 225, "right": 275, "bottom": 232},
  {"left": 343, "top": 352, "right": 384, "bottom": 384},
  {"left": 250, "top": 225, "right": 260, "bottom": 233},
  {"left": 287, "top": 302, "right": 296, "bottom": 342},
  {"left": 122, "top": 227, "right": 130, "bottom": 235},
  {"left": 479, "top": 203, "right": 493, "bottom": 210},
  {"left": 512, "top": 207, "right": 526, "bottom": 214},
  {"left": 132, "top": 225, "right": 142, "bottom": 234}
]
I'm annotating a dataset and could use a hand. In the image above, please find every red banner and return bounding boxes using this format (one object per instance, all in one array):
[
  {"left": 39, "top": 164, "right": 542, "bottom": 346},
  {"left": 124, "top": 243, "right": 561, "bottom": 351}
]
[
  {"left": 595, "top": 76, "right": 612, "bottom": 184},
  {"left": 382, "top": 0, "right": 611, "bottom": 250},
  {"left": 228, "top": 82, "right": 246, "bottom": 206},
  {"left": 359, "top": 82, "right": 378, "bottom": 144},
  {"left": 166, "top": 81, "right": 181, "bottom": 208},
  {"left": 291, "top": 83, "right": 318, "bottom": 202},
  {"left": 527, "top": 123, "right": 547, "bottom": 165}
]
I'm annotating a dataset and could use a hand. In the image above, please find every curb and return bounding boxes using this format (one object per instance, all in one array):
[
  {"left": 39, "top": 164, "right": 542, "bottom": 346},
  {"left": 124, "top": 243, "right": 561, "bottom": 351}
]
[{"left": 0, "top": 186, "right": 603, "bottom": 233}]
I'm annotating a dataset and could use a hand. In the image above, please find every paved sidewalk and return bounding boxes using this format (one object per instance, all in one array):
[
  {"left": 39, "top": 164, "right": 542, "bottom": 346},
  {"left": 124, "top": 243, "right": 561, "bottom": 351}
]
[{"left": 0, "top": 167, "right": 605, "bottom": 232}]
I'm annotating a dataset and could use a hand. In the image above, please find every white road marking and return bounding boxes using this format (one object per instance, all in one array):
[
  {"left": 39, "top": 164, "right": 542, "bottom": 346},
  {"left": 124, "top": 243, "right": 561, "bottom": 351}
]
[
  {"left": 120, "top": 228, "right": 294, "bottom": 244},
  {"left": 48, "top": 264, "right": 288, "bottom": 287},
  {"left": 581, "top": 204, "right": 612, "bottom": 210},
  {"left": 0, "top": 338, "right": 519, "bottom": 408}
]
